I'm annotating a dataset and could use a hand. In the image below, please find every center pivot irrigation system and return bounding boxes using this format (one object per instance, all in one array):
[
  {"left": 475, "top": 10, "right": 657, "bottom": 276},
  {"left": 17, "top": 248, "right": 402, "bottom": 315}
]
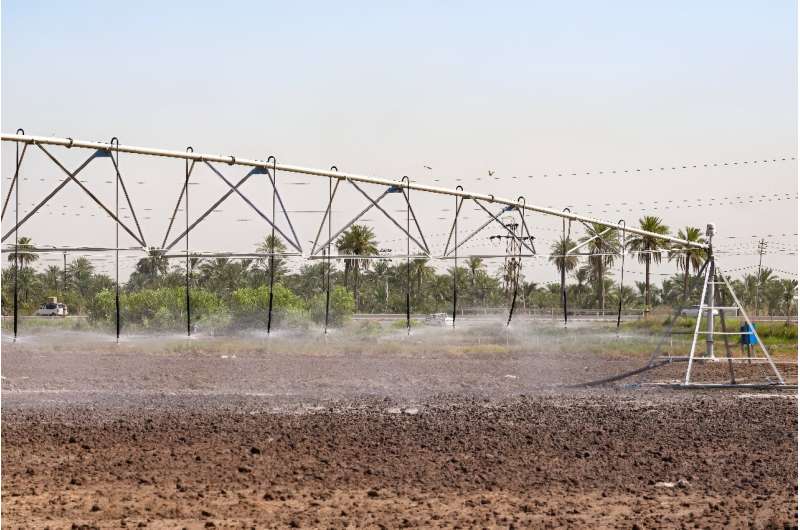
[{"left": 1, "top": 132, "right": 792, "bottom": 388}]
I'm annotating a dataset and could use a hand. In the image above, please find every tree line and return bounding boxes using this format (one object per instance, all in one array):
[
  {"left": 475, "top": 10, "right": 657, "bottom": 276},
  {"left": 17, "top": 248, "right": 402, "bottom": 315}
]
[{"left": 2, "top": 216, "right": 797, "bottom": 329}]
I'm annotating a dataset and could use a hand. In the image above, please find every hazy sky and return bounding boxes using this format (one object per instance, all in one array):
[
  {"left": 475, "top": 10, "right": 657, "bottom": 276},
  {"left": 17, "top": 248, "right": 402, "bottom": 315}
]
[{"left": 2, "top": 0, "right": 797, "bottom": 284}]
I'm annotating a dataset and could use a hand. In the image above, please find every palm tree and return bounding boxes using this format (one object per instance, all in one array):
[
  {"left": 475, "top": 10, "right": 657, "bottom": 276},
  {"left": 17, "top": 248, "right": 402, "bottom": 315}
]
[
  {"left": 668, "top": 226, "right": 707, "bottom": 299},
  {"left": 410, "top": 257, "right": 435, "bottom": 305},
  {"left": 8, "top": 236, "right": 38, "bottom": 267},
  {"left": 44, "top": 265, "right": 61, "bottom": 293},
  {"left": 198, "top": 258, "right": 250, "bottom": 294},
  {"left": 256, "top": 234, "right": 288, "bottom": 280},
  {"left": 579, "top": 223, "right": 619, "bottom": 311},
  {"left": 627, "top": 216, "right": 670, "bottom": 314},
  {"left": 549, "top": 236, "right": 578, "bottom": 303},
  {"left": 136, "top": 247, "right": 168, "bottom": 279},
  {"left": 67, "top": 257, "right": 95, "bottom": 298},
  {"left": 466, "top": 256, "right": 486, "bottom": 306},
  {"left": 755, "top": 268, "right": 775, "bottom": 315},
  {"left": 372, "top": 260, "right": 391, "bottom": 310},
  {"left": 573, "top": 266, "right": 591, "bottom": 307},
  {"left": 16, "top": 265, "right": 39, "bottom": 303},
  {"left": 336, "top": 224, "right": 378, "bottom": 310},
  {"left": 467, "top": 256, "right": 485, "bottom": 287},
  {"left": 781, "top": 278, "right": 797, "bottom": 323}
]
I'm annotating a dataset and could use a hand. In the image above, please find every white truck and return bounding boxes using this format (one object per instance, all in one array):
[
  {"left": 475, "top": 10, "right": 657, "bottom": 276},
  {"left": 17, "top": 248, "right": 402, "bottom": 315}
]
[
  {"left": 35, "top": 297, "right": 69, "bottom": 317},
  {"left": 424, "top": 312, "right": 454, "bottom": 326}
]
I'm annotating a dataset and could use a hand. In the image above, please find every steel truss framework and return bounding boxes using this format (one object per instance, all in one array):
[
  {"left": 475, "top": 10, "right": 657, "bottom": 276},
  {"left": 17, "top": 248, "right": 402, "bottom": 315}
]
[
  {"left": 639, "top": 250, "right": 789, "bottom": 388},
  {"left": 3, "top": 133, "right": 722, "bottom": 350}
]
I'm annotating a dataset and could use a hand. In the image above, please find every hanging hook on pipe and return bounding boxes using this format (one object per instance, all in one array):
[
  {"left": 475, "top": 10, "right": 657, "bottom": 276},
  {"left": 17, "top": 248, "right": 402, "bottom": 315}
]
[
  {"left": 561, "top": 207, "right": 571, "bottom": 326},
  {"left": 506, "top": 196, "right": 526, "bottom": 327},
  {"left": 266, "top": 156, "right": 277, "bottom": 335},
  {"left": 453, "top": 185, "right": 463, "bottom": 328},
  {"left": 185, "top": 146, "right": 193, "bottom": 337},
  {"left": 13, "top": 128, "right": 24, "bottom": 342},
  {"left": 616, "top": 219, "right": 626, "bottom": 329},
  {"left": 402, "top": 176, "right": 411, "bottom": 335},
  {"left": 324, "top": 165, "right": 338, "bottom": 335},
  {"left": 111, "top": 137, "right": 121, "bottom": 343}
]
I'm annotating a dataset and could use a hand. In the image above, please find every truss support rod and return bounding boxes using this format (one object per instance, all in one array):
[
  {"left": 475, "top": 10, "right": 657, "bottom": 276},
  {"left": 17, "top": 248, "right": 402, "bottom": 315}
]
[
  {"left": 37, "top": 144, "right": 146, "bottom": 246},
  {"left": 2, "top": 142, "right": 27, "bottom": 219},
  {"left": 566, "top": 227, "right": 613, "bottom": 255},
  {"left": 112, "top": 137, "right": 121, "bottom": 343},
  {"left": 185, "top": 147, "right": 193, "bottom": 337},
  {"left": 308, "top": 254, "right": 429, "bottom": 260},
  {"left": 163, "top": 160, "right": 194, "bottom": 249},
  {"left": 616, "top": 221, "right": 626, "bottom": 329},
  {"left": 718, "top": 306, "right": 736, "bottom": 384},
  {"left": 164, "top": 178, "right": 187, "bottom": 249},
  {"left": 13, "top": 131, "right": 22, "bottom": 341},
  {"left": 324, "top": 167, "right": 337, "bottom": 335},
  {"left": 108, "top": 154, "right": 147, "bottom": 247},
  {"left": 706, "top": 251, "right": 716, "bottom": 359},
  {"left": 311, "top": 177, "right": 341, "bottom": 256},
  {"left": 312, "top": 188, "right": 392, "bottom": 256},
  {"left": 348, "top": 181, "right": 429, "bottom": 257},
  {"left": 452, "top": 188, "right": 462, "bottom": 328},
  {"left": 267, "top": 157, "right": 277, "bottom": 336},
  {"left": 400, "top": 187, "right": 430, "bottom": 254},
  {"left": 507, "top": 201, "right": 525, "bottom": 327},
  {"left": 444, "top": 203, "right": 507, "bottom": 257},
  {"left": 0, "top": 134, "right": 709, "bottom": 249},
  {"left": 684, "top": 261, "right": 712, "bottom": 385},
  {"left": 563, "top": 213, "right": 572, "bottom": 326},
  {"left": 1, "top": 151, "right": 97, "bottom": 243},
  {"left": 164, "top": 167, "right": 295, "bottom": 252},
  {"left": 204, "top": 162, "right": 301, "bottom": 253},
  {"left": 2, "top": 144, "right": 146, "bottom": 247},
  {"left": 442, "top": 198, "right": 464, "bottom": 257},
  {"left": 643, "top": 257, "right": 711, "bottom": 368},
  {"left": 472, "top": 199, "right": 537, "bottom": 255},
  {"left": 164, "top": 173, "right": 248, "bottom": 251},
  {"left": 1, "top": 246, "right": 144, "bottom": 253},
  {"left": 717, "top": 266, "right": 785, "bottom": 384},
  {"left": 516, "top": 205, "right": 536, "bottom": 254},
  {"left": 403, "top": 176, "right": 411, "bottom": 335},
  {"left": 265, "top": 168, "right": 302, "bottom": 253}
]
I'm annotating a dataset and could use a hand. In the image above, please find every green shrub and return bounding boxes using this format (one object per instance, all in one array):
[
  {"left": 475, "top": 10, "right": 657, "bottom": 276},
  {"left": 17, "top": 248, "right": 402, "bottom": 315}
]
[
  {"left": 353, "top": 319, "right": 382, "bottom": 336},
  {"left": 89, "top": 287, "right": 223, "bottom": 332},
  {"left": 308, "top": 286, "right": 355, "bottom": 327},
  {"left": 230, "top": 284, "right": 305, "bottom": 329}
]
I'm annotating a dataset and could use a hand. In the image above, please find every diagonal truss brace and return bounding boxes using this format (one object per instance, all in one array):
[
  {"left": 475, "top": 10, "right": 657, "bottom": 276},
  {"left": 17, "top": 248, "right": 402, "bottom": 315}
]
[
  {"left": 1, "top": 142, "right": 28, "bottom": 219},
  {"left": 107, "top": 149, "right": 147, "bottom": 246},
  {"left": 443, "top": 199, "right": 536, "bottom": 257},
  {"left": 1, "top": 144, "right": 146, "bottom": 246},
  {"left": 162, "top": 160, "right": 196, "bottom": 248},
  {"left": 263, "top": 166, "right": 303, "bottom": 254},
  {"left": 682, "top": 264, "right": 786, "bottom": 385},
  {"left": 206, "top": 161, "right": 302, "bottom": 252},
  {"left": 163, "top": 162, "right": 302, "bottom": 253},
  {"left": 310, "top": 179, "right": 429, "bottom": 257},
  {"left": 566, "top": 225, "right": 614, "bottom": 255}
]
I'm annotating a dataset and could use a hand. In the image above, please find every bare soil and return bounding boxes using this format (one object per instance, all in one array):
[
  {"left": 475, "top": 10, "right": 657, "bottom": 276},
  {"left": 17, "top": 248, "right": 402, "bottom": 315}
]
[{"left": 2, "top": 332, "right": 797, "bottom": 529}]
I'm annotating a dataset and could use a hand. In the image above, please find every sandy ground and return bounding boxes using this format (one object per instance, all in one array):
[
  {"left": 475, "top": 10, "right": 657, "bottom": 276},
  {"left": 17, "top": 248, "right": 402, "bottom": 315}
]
[{"left": 1, "top": 329, "right": 797, "bottom": 529}]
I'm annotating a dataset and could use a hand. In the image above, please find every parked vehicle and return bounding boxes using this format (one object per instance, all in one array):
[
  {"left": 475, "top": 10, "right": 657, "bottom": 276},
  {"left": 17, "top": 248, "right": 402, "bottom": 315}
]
[
  {"left": 424, "top": 312, "right": 453, "bottom": 326},
  {"left": 35, "top": 297, "right": 68, "bottom": 317}
]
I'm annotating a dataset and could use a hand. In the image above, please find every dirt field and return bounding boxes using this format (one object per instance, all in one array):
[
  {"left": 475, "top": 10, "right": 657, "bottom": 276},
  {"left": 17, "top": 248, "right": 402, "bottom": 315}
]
[{"left": 2, "top": 329, "right": 797, "bottom": 528}]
